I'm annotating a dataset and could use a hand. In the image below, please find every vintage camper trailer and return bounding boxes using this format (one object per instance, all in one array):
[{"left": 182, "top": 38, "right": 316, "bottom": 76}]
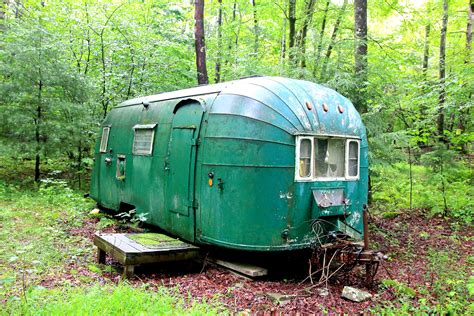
[{"left": 90, "top": 76, "right": 368, "bottom": 252}]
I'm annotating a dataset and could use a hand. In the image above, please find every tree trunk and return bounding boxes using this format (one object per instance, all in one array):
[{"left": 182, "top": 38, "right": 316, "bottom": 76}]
[
  {"left": 280, "top": 13, "right": 287, "bottom": 61},
  {"left": 422, "top": 24, "right": 431, "bottom": 77},
  {"left": 314, "top": 0, "right": 330, "bottom": 72},
  {"left": 194, "top": 0, "right": 208, "bottom": 85},
  {"left": 458, "top": 1, "right": 472, "bottom": 152},
  {"left": 419, "top": 21, "right": 430, "bottom": 147},
  {"left": 224, "top": 0, "right": 237, "bottom": 67},
  {"left": 298, "top": 0, "right": 316, "bottom": 68},
  {"left": 100, "top": 33, "right": 108, "bottom": 118},
  {"left": 0, "top": 1, "right": 6, "bottom": 33},
  {"left": 35, "top": 79, "right": 42, "bottom": 183},
  {"left": 354, "top": 0, "right": 368, "bottom": 114},
  {"left": 251, "top": 0, "right": 258, "bottom": 56},
  {"left": 215, "top": 0, "right": 223, "bottom": 83},
  {"left": 320, "top": 0, "right": 347, "bottom": 80},
  {"left": 35, "top": 16, "right": 43, "bottom": 183},
  {"left": 466, "top": 0, "right": 473, "bottom": 64},
  {"left": 83, "top": 2, "right": 91, "bottom": 75},
  {"left": 437, "top": 0, "right": 448, "bottom": 138},
  {"left": 288, "top": 0, "right": 296, "bottom": 62}
]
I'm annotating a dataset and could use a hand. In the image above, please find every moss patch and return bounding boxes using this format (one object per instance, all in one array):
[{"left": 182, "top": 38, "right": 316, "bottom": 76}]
[{"left": 127, "top": 233, "right": 183, "bottom": 247}]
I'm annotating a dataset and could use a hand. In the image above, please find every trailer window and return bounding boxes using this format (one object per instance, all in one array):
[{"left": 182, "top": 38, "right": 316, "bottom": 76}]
[
  {"left": 315, "top": 139, "right": 345, "bottom": 178},
  {"left": 116, "top": 155, "right": 126, "bottom": 179},
  {"left": 346, "top": 140, "right": 360, "bottom": 178},
  {"left": 100, "top": 127, "right": 110, "bottom": 153},
  {"left": 295, "top": 136, "right": 360, "bottom": 181},
  {"left": 133, "top": 124, "right": 156, "bottom": 155},
  {"left": 299, "top": 139, "right": 312, "bottom": 178}
]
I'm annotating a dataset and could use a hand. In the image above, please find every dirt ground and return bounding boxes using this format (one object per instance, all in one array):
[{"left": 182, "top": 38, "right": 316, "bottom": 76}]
[{"left": 42, "top": 210, "right": 473, "bottom": 314}]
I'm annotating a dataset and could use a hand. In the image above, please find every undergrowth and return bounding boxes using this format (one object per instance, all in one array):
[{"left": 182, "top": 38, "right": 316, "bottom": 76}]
[
  {"left": 0, "top": 180, "right": 222, "bottom": 314},
  {"left": 372, "top": 250, "right": 474, "bottom": 315},
  {"left": 371, "top": 161, "right": 473, "bottom": 224}
]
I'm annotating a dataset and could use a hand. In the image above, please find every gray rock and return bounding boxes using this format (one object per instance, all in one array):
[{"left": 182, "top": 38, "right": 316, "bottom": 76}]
[
  {"left": 341, "top": 286, "right": 372, "bottom": 302},
  {"left": 317, "top": 288, "right": 329, "bottom": 297}
]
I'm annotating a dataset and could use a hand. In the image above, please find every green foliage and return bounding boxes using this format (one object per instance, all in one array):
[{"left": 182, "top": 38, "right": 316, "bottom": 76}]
[
  {"left": 371, "top": 161, "right": 473, "bottom": 223},
  {"left": 381, "top": 279, "right": 417, "bottom": 298},
  {"left": 373, "top": 250, "right": 474, "bottom": 315},
  {"left": 95, "top": 217, "right": 116, "bottom": 230},
  {"left": 425, "top": 250, "right": 473, "bottom": 312},
  {"left": 381, "top": 211, "right": 402, "bottom": 219},
  {"left": 4, "top": 283, "right": 221, "bottom": 315}
]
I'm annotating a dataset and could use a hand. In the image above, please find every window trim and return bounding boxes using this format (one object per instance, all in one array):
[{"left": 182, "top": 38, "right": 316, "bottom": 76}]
[
  {"left": 295, "top": 135, "right": 360, "bottom": 182},
  {"left": 295, "top": 136, "right": 314, "bottom": 181},
  {"left": 132, "top": 124, "right": 157, "bottom": 156},
  {"left": 345, "top": 139, "right": 360, "bottom": 180},
  {"left": 99, "top": 126, "right": 110, "bottom": 153}
]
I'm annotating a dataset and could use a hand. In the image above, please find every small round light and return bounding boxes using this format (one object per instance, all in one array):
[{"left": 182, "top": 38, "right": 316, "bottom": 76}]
[
  {"left": 338, "top": 105, "right": 344, "bottom": 113},
  {"left": 305, "top": 101, "right": 313, "bottom": 110},
  {"left": 322, "top": 103, "right": 329, "bottom": 112}
]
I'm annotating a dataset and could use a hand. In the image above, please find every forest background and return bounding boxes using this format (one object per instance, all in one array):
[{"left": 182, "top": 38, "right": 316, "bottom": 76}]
[
  {"left": 1, "top": 0, "right": 472, "bottom": 216},
  {"left": 0, "top": 0, "right": 472, "bottom": 314}
]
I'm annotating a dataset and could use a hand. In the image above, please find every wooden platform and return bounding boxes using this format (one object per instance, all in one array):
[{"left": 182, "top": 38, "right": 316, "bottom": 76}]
[{"left": 93, "top": 233, "right": 200, "bottom": 278}]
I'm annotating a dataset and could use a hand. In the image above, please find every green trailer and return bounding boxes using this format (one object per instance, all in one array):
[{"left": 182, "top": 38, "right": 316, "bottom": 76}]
[{"left": 90, "top": 76, "right": 368, "bottom": 252}]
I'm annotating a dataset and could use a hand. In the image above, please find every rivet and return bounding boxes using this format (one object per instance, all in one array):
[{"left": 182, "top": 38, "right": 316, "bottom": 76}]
[
  {"left": 322, "top": 103, "right": 329, "bottom": 112},
  {"left": 305, "top": 101, "right": 313, "bottom": 110},
  {"left": 338, "top": 105, "right": 344, "bottom": 113}
]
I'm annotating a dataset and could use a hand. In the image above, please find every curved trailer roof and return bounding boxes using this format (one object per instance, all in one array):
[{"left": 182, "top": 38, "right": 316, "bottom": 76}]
[{"left": 116, "top": 76, "right": 365, "bottom": 138}]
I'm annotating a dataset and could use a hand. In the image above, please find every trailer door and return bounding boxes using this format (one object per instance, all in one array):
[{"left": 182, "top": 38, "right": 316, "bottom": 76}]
[{"left": 165, "top": 101, "right": 204, "bottom": 241}]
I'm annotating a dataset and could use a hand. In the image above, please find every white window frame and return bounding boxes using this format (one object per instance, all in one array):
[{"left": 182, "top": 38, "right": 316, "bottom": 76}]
[
  {"left": 345, "top": 139, "right": 360, "bottom": 180},
  {"left": 99, "top": 126, "right": 110, "bottom": 153},
  {"left": 295, "top": 136, "right": 314, "bottom": 181},
  {"left": 132, "top": 124, "right": 157, "bottom": 156},
  {"left": 295, "top": 135, "right": 360, "bottom": 182}
]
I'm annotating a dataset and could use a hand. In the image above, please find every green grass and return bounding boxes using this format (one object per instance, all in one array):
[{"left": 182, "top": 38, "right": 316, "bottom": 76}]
[
  {"left": 4, "top": 283, "right": 220, "bottom": 315},
  {"left": 0, "top": 180, "right": 95, "bottom": 298}
]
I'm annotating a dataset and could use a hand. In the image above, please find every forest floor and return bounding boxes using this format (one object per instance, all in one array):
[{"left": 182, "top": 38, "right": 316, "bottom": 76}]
[{"left": 1, "top": 183, "right": 473, "bottom": 314}]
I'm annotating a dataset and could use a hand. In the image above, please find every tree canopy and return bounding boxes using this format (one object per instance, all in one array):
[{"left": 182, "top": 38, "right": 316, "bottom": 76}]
[{"left": 0, "top": 0, "right": 472, "bottom": 190}]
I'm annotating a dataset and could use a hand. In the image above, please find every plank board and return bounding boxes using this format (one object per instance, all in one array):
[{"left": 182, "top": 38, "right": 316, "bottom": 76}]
[{"left": 208, "top": 257, "right": 268, "bottom": 277}]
